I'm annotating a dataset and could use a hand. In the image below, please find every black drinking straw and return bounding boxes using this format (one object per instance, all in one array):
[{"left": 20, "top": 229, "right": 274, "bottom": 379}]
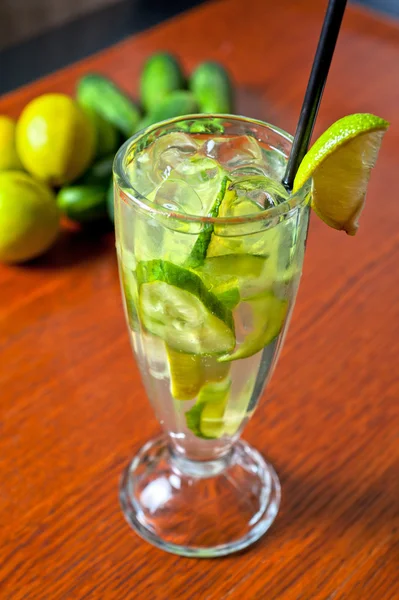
[{"left": 282, "top": 0, "right": 348, "bottom": 191}]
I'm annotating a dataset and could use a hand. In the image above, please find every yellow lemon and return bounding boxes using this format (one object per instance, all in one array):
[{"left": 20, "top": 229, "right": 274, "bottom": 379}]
[
  {"left": 0, "top": 115, "right": 23, "bottom": 171},
  {"left": 16, "top": 93, "right": 95, "bottom": 186},
  {"left": 0, "top": 171, "right": 59, "bottom": 263}
]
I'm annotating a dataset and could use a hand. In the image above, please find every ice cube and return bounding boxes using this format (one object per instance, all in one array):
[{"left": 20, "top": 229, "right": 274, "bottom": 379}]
[
  {"left": 142, "top": 333, "right": 170, "bottom": 379},
  {"left": 261, "top": 148, "right": 287, "bottom": 180},
  {"left": 128, "top": 133, "right": 199, "bottom": 197},
  {"left": 230, "top": 175, "right": 289, "bottom": 209},
  {"left": 172, "top": 157, "right": 224, "bottom": 214},
  {"left": 230, "top": 165, "right": 269, "bottom": 179},
  {"left": 153, "top": 132, "right": 199, "bottom": 180},
  {"left": 127, "top": 149, "right": 160, "bottom": 197},
  {"left": 152, "top": 178, "right": 203, "bottom": 216},
  {"left": 202, "top": 135, "right": 264, "bottom": 170},
  {"left": 174, "top": 156, "right": 219, "bottom": 184}
]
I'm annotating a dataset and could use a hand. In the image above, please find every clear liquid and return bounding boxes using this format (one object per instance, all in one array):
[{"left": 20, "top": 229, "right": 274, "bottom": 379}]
[{"left": 116, "top": 128, "right": 309, "bottom": 458}]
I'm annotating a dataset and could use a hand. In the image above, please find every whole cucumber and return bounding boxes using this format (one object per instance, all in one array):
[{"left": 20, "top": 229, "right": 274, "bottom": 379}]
[
  {"left": 140, "top": 53, "right": 185, "bottom": 113},
  {"left": 80, "top": 155, "right": 114, "bottom": 186},
  {"left": 135, "top": 114, "right": 154, "bottom": 133},
  {"left": 106, "top": 178, "right": 114, "bottom": 223},
  {"left": 189, "top": 62, "right": 234, "bottom": 114},
  {"left": 84, "top": 108, "right": 119, "bottom": 158},
  {"left": 57, "top": 184, "right": 108, "bottom": 223},
  {"left": 77, "top": 73, "right": 140, "bottom": 137},
  {"left": 140, "top": 91, "right": 199, "bottom": 130}
]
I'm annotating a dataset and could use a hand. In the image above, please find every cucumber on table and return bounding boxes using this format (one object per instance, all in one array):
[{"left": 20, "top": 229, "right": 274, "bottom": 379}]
[
  {"left": 140, "top": 52, "right": 185, "bottom": 113},
  {"left": 137, "top": 91, "right": 199, "bottom": 131},
  {"left": 57, "top": 184, "right": 108, "bottom": 223},
  {"left": 189, "top": 61, "right": 234, "bottom": 114},
  {"left": 106, "top": 178, "right": 114, "bottom": 223},
  {"left": 84, "top": 108, "right": 119, "bottom": 158},
  {"left": 77, "top": 73, "right": 140, "bottom": 137},
  {"left": 135, "top": 115, "right": 153, "bottom": 133},
  {"left": 79, "top": 155, "right": 114, "bottom": 186}
]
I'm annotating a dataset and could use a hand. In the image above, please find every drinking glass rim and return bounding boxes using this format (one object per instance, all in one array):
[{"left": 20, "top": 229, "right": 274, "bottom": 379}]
[{"left": 114, "top": 114, "right": 312, "bottom": 225}]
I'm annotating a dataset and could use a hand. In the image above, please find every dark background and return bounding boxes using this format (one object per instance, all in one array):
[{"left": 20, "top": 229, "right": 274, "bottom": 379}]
[{"left": 0, "top": 0, "right": 398, "bottom": 94}]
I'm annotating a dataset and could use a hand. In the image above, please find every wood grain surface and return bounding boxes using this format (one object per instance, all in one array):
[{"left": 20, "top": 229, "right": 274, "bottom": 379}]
[{"left": 1, "top": 0, "right": 398, "bottom": 598}]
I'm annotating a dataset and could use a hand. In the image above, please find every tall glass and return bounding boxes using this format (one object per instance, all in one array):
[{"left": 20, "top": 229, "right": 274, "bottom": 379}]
[{"left": 114, "top": 115, "right": 311, "bottom": 557}]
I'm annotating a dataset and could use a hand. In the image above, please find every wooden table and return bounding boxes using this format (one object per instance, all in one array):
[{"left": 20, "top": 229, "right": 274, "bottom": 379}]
[{"left": 1, "top": 1, "right": 398, "bottom": 598}]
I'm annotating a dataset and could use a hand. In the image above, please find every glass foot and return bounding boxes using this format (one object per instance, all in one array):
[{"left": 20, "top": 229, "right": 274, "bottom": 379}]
[{"left": 119, "top": 435, "right": 281, "bottom": 557}]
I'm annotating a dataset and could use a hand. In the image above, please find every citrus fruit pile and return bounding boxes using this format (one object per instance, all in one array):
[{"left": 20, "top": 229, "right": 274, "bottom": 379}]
[{"left": 0, "top": 54, "right": 234, "bottom": 263}]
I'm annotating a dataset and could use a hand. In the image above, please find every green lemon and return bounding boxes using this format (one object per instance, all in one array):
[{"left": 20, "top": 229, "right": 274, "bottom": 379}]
[
  {"left": 0, "top": 116, "right": 23, "bottom": 171},
  {"left": 0, "top": 171, "right": 59, "bottom": 263},
  {"left": 294, "top": 113, "right": 389, "bottom": 235},
  {"left": 16, "top": 94, "right": 95, "bottom": 186}
]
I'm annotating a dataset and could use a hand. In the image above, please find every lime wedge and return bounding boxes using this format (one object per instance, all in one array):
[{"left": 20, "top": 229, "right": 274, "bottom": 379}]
[
  {"left": 223, "top": 375, "right": 256, "bottom": 436},
  {"left": 198, "top": 377, "right": 231, "bottom": 404},
  {"left": 166, "top": 346, "right": 204, "bottom": 401},
  {"left": 219, "top": 292, "right": 288, "bottom": 362},
  {"left": 212, "top": 279, "right": 240, "bottom": 309},
  {"left": 199, "top": 378, "right": 231, "bottom": 439},
  {"left": 167, "top": 347, "right": 230, "bottom": 401},
  {"left": 119, "top": 253, "right": 140, "bottom": 332},
  {"left": 294, "top": 113, "right": 389, "bottom": 235},
  {"left": 200, "top": 398, "right": 228, "bottom": 438},
  {"left": 198, "top": 254, "right": 270, "bottom": 300},
  {"left": 137, "top": 260, "right": 235, "bottom": 355}
]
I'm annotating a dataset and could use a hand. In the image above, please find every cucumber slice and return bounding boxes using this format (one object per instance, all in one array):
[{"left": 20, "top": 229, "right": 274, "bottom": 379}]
[
  {"left": 219, "top": 292, "right": 288, "bottom": 362},
  {"left": 137, "top": 260, "right": 235, "bottom": 355},
  {"left": 185, "top": 175, "right": 231, "bottom": 269},
  {"left": 184, "top": 375, "right": 255, "bottom": 439},
  {"left": 185, "top": 378, "right": 231, "bottom": 439},
  {"left": 185, "top": 403, "right": 206, "bottom": 439}
]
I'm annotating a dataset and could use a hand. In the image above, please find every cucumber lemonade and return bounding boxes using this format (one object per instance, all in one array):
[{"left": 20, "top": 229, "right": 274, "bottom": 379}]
[
  {"left": 115, "top": 117, "right": 310, "bottom": 459},
  {"left": 115, "top": 112, "right": 387, "bottom": 556}
]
